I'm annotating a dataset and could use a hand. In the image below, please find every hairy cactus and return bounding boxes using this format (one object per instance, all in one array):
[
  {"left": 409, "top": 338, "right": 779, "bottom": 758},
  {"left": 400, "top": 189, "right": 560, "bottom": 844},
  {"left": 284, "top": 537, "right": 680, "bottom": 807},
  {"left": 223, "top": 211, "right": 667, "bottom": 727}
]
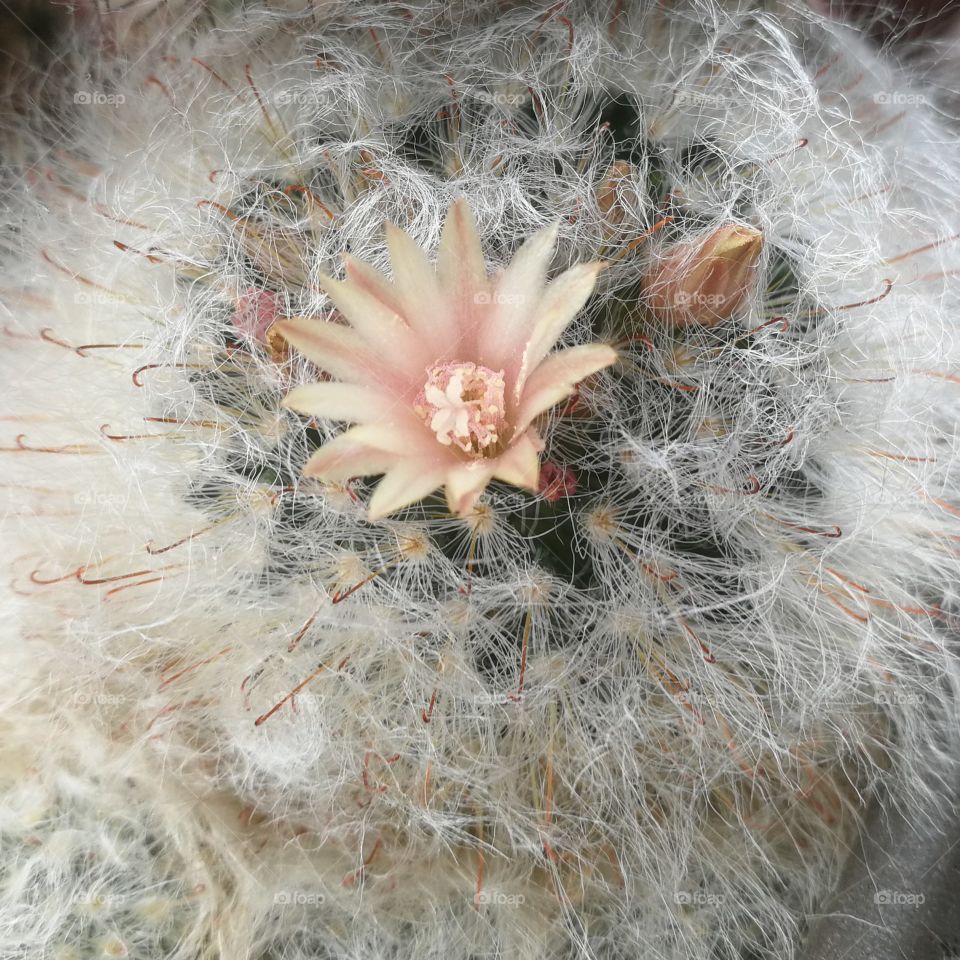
[{"left": 2, "top": 2, "right": 959, "bottom": 959}]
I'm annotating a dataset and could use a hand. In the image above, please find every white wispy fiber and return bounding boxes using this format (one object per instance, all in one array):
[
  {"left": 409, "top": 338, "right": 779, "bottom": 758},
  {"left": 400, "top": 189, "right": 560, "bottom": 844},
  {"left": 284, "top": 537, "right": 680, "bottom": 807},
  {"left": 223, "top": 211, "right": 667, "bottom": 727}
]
[{"left": 1, "top": 1, "right": 959, "bottom": 958}]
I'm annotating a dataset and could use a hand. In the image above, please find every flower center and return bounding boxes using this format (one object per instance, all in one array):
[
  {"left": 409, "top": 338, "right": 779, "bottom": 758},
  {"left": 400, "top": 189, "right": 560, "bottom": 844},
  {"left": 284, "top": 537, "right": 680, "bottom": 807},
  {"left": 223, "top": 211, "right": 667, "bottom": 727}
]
[{"left": 414, "top": 361, "right": 506, "bottom": 457}]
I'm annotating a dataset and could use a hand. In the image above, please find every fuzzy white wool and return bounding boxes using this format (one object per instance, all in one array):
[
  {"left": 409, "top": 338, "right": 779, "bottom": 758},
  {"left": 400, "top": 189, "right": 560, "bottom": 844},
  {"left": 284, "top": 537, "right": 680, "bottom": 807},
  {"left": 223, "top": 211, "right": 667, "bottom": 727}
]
[{"left": 1, "top": 2, "right": 959, "bottom": 959}]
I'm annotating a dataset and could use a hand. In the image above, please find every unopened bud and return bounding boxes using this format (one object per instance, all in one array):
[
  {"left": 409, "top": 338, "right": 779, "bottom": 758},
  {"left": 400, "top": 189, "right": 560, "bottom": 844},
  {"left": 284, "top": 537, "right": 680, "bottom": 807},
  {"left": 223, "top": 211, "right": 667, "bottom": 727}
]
[
  {"left": 231, "top": 288, "right": 291, "bottom": 362},
  {"left": 231, "top": 287, "right": 280, "bottom": 344},
  {"left": 537, "top": 461, "right": 577, "bottom": 502},
  {"left": 596, "top": 161, "right": 637, "bottom": 228},
  {"left": 642, "top": 224, "right": 763, "bottom": 327}
]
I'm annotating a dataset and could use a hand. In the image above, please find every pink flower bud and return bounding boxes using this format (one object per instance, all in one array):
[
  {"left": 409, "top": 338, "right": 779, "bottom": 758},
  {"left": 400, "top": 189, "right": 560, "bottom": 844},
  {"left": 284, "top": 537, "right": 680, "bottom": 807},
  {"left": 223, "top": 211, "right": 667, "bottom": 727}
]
[
  {"left": 231, "top": 288, "right": 280, "bottom": 343},
  {"left": 231, "top": 288, "right": 289, "bottom": 361},
  {"left": 642, "top": 224, "right": 763, "bottom": 327},
  {"left": 537, "top": 461, "right": 577, "bottom": 502}
]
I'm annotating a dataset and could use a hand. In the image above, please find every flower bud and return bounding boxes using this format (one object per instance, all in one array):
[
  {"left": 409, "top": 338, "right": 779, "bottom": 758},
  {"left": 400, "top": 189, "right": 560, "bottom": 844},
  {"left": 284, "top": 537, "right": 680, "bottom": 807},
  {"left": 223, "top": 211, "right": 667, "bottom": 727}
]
[
  {"left": 537, "top": 461, "right": 577, "bottom": 502},
  {"left": 231, "top": 288, "right": 288, "bottom": 361},
  {"left": 596, "top": 161, "right": 637, "bottom": 228},
  {"left": 231, "top": 288, "right": 279, "bottom": 343},
  {"left": 642, "top": 223, "right": 763, "bottom": 327}
]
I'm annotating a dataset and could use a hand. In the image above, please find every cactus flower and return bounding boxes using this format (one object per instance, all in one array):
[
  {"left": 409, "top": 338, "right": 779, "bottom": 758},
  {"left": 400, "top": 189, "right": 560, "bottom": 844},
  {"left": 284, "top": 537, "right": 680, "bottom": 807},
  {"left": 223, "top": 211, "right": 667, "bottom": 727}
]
[
  {"left": 642, "top": 223, "right": 763, "bottom": 327},
  {"left": 278, "top": 199, "right": 616, "bottom": 520}
]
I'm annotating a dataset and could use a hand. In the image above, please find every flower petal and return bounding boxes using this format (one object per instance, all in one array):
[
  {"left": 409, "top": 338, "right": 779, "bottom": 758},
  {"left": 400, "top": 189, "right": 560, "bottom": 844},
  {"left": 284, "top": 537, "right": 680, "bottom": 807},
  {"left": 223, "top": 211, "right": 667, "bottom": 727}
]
[
  {"left": 444, "top": 461, "right": 496, "bottom": 516},
  {"left": 346, "top": 420, "right": 445, "bottom": 458},
  {"left": 515, "top": 261, "right": 605, "bottom": 392},
  {"left": 342, "top": 255, "right": 405, "bottom": 316},
  {"left": 513, "top": 343, "right": 618, "bottom": 433},
  {"left": 436, "top": 198, "right": 489, "bottom": 353},
  {"left": 282, "top": 382, "right": 396, "bottom": 423},
  {"left": 436, "top": 198, "right": 486, "bottom": 291},
  {"left": 275, "top": 316, "right": 389, "bottom": 386},
  {"left": 318, "top": 270, "right": 431, "bottom": 379},
  {"left": 478, "top": 221, "right": 559, "bottom": 373},
  {"left": 492, "top": 427, "right": 541, "bottom": 490},
  {"left": 303, "top": 433, "right": 398, "bottom": 483},
  {"left": 384, "top": 222, "right": 456, "bottom": 351},
  {"left": 367, "top": 460, "right": 448, "bottom": 520}
]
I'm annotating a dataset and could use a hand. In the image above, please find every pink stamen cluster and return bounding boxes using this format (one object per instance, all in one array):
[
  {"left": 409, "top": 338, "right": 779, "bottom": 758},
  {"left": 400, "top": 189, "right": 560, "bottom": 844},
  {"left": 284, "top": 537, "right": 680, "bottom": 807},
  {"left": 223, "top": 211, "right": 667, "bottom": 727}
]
[{"left": 414, "top": 361, "right": 506, "bottom": 456}]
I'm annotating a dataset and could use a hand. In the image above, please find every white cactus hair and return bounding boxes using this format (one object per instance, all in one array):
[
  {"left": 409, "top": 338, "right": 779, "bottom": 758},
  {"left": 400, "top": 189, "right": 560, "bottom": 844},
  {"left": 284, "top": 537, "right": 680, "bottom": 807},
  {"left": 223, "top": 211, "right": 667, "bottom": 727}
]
[{"left": 2, "top": 1, "right": 960, "bottom": 958}]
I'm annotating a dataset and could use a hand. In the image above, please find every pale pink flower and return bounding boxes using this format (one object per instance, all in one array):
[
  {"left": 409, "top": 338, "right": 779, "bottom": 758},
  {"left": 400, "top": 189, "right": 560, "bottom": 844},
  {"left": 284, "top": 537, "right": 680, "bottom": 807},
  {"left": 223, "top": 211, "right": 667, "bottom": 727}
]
[{"left": 277, "top": 199, "right": 617, "bottom": 520}]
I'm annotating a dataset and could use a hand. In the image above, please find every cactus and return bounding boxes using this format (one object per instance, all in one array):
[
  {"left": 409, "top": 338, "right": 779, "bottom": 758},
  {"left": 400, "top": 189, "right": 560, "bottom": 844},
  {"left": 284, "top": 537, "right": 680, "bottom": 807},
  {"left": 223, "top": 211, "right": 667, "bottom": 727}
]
[{"left": 1, "top": 2, "right": 959, "bottom": 959}]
